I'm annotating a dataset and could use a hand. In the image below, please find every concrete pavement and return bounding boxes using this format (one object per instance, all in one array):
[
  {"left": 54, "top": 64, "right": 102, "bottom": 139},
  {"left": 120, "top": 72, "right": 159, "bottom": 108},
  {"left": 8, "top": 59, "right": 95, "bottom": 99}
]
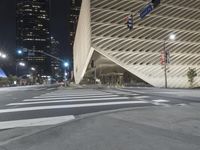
[{"left": 1, "top": 103, "right": 200, "bottom": 150}]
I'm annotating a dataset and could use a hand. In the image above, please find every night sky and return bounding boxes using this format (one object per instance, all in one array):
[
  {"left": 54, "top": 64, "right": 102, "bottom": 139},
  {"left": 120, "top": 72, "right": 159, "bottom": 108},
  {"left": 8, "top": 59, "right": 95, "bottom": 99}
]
[{"left": 0, "top": 0, "right": 72, "bottom": 61}]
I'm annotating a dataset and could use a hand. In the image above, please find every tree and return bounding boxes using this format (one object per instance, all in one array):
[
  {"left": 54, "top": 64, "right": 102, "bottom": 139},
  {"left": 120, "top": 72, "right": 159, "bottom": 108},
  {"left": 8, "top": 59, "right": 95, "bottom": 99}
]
[
  {"left": 0, "top": 78, "right": 9, "bottom": 87},
  {"left": 8, "top": 75, "right": 18, "bottom": 85},
  {"left": 187, "top": 68, "right": 197, "bottom": 87}
]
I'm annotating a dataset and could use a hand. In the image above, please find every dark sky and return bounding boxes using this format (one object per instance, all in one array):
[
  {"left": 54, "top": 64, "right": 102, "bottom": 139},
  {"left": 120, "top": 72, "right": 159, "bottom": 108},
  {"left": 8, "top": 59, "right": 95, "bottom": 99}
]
[{"left": 0, "top": 0, "right": 72, "bottom": 61}]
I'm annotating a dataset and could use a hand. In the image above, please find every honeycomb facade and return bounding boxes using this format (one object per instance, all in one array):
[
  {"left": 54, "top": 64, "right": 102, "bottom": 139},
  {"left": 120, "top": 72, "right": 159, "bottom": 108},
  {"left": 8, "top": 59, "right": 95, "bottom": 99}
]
[{"left": 74, "top": 0, "right": 200, "bottom": 88}]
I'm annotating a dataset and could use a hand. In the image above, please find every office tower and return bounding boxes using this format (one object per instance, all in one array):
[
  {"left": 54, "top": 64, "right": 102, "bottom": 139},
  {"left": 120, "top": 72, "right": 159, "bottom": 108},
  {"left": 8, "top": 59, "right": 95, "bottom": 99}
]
[
  {"left": 50, "top": 36, "right": 61, "bottom": 79},
  {"left": 69, "top": 0, "right": 82, "bottom": 47},
  {"left": 16, "top": 0, "right": 51, "bottom": 75}
]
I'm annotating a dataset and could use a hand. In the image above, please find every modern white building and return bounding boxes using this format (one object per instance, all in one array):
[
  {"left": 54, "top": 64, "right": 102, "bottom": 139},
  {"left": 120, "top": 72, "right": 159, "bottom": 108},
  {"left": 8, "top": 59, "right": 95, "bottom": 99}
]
[
  {"left": 74, "top": 0, "right": 200, "bottom": 88},
  {"left": 0, "top": 68, "right": 7, "bottom": 78}
]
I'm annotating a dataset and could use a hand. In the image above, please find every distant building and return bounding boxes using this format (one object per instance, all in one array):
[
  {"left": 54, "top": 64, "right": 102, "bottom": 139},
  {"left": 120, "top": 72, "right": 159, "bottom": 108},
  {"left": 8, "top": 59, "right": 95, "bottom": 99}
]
[
  {"left": 0, "top": 68, "right": 7, "bottom": 78},
  {"left": 69, "top": 0, "right": 82, "bottom": 48},
  {"left": 16, "top": 0, "right": 51, "bottom": 76},
  {"left": 50, "top": 36, "right": 62, "bottom": 79}
]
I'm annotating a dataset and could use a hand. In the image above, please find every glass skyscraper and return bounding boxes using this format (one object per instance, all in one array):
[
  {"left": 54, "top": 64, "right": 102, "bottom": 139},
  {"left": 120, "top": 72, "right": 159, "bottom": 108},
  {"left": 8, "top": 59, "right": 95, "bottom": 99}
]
[{"left": 16, "top": 0, "right": 51, "bottom": 75}]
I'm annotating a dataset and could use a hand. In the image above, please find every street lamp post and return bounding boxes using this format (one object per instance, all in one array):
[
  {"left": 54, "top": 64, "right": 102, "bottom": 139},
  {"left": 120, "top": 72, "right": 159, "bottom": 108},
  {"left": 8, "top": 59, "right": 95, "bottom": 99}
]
[
  {"left": 163, "top": 33, "right": 176, "bottom": 88},
  {"left": 17, "top": 50, "right": 23, "bottom": 55},
  {"left": 64, "top": 62, "right": 69, "bottom": 87},
  {"left": 0, "top": 52, "right": 7, "bottom": 59},
  {"left": 163, "top": 41, "right": 168, "bottom": 88},
  {"left": 31, "top": 67, "right": 36, "bottom": 71},
  {"left": 16, "top": 62, "right": 26, "bottom": 77}
]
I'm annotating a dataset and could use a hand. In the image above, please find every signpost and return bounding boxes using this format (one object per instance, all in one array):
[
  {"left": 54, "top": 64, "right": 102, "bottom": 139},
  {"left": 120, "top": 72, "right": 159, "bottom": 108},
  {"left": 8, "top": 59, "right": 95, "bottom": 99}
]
[{"left": 139, "top": 3, "right": 154, "bottom": 19}]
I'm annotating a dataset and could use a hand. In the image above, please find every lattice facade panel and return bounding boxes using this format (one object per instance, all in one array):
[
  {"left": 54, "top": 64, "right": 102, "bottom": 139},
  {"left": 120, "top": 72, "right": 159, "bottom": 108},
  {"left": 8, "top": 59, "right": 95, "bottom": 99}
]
[{"left": 74, "top": 0, "right": 200, "bottom": 87}]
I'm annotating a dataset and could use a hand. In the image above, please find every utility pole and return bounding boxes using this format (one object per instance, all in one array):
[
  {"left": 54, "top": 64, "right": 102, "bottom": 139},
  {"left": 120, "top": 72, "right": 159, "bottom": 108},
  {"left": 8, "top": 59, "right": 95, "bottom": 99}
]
[
  {"left": 94, "top": 66, "right": 96, "bottom": 85},
  {"left": 163, "top": 41, "right": 168, "bottom": 88}
]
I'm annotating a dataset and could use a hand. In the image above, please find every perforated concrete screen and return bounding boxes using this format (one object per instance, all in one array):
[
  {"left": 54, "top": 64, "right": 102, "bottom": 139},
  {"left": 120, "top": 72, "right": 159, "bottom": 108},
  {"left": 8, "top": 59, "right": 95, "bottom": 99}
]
[{"left": 74, "top": 0, "right": 200, "bottom": 88}]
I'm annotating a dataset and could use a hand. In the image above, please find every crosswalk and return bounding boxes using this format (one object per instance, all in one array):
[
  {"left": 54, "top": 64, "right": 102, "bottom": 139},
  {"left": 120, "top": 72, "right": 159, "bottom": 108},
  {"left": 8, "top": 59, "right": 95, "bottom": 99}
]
[{"left": 0, "top": 88, "right": 172, "bottom": 130}]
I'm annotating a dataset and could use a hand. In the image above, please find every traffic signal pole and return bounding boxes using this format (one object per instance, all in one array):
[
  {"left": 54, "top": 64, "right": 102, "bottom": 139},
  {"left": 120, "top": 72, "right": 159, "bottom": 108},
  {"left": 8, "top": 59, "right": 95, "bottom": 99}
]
[
  {"left": 29, "top": 50, "right": 64, "bottom": 62},
  {"left": 18, "top": 48, "right": 69, "bottom": 86}
]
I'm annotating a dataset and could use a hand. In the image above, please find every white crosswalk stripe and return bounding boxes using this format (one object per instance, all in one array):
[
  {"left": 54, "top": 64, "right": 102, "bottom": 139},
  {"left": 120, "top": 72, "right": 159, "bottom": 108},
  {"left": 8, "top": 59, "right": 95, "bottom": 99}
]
[
  {"left": 24, "top": 95, "right": 120, "bottom": 102},
  {"left": 0, "top": 116, "right": 75, "bottom": 130},
  {"left": 134, "top": 96, "right": 150, "bottom": 99},
  {"left": 8, "top": 97, "right": 130, "bottom": 106},
  {"left": 151, "top": 99, "right": 170, "bottom": 107},
  {"left": 33, "top": 94, "right": 116, "bottom": 99},
  {"left": 0, "top": 89, "right": 170, "bottom": 129},
  {"left": 1, "top": 101, "right": 149, "bottom": 114}
]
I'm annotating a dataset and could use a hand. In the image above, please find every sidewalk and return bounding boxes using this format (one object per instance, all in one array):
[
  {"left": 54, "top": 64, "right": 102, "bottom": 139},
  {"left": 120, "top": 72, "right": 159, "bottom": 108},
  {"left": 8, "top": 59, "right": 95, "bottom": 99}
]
[{"left": 1, "top": 104, "right": 200, "bottom": 150}]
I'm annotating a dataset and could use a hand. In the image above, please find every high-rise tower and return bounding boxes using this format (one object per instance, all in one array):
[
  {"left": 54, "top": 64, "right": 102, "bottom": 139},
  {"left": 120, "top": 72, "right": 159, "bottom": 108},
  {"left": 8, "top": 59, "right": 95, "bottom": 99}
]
[
  {"left": 69, "top": 0, "right": 82, "bottom": 47},
  {"left": 16, "top": 0, "right": 51, "bottom": 75}
]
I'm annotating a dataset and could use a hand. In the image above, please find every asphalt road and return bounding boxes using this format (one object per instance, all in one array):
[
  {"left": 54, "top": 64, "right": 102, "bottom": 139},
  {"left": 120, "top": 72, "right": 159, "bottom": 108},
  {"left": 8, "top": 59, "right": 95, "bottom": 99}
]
[
  {"left": 0, "top": 85, "right": 200, "bottom": 150},
  {"left": 0, "top": 85, "right": 58, "bottom": 109},
  {"left": 0, "top": 85, "right": 199, "bottom": 130}
]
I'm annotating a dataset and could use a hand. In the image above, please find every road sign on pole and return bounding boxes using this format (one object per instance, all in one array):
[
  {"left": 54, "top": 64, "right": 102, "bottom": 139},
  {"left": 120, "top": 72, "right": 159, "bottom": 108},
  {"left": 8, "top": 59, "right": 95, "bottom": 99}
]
[
  {"left": 139, "top": 3, "right": 154, "bottom": 19},
  {"left": 23, "top": 48, "right": 28, "bottom": 52}
]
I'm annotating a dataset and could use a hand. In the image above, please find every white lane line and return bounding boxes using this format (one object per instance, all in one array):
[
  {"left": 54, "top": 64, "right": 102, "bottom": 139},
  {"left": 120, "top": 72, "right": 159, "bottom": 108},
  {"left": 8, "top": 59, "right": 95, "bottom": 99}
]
[
  {"left": 107, "top": 92, "right": 139, "bottom": 96},
  {"left": 152, "top": 100, "right": 169, "bottom": 103},
  {"left": 0, "top": 115, "right": 75, "bottom": 130},
  {"left": 127, "top": 94, "right": 139, "bottom": 96},
  {"left": 23, "top": 96, "right": 126, "bottom": 102},
  {"left": 33, "top": 94, "right": 117, "bottom": 99},
  {"left": 121, "top": 89, "right": 146, "bottom": 94},
  {"left": 42, "top": 91, "right": 107, "bottom": 94},
  {"left": 44, "top": 92, "right": 107, "bottom": 94},
  {"left": 8, "top": 97, "right": 130, "bottom": 106},
  {"left": 26, "top": 95, "right": 118, "bottom": 102},
  {"left": 47, "top": 88, "right": 56, "bottom": 91},
  {"left": 42, "top": 92, "right": 108, "bottom": 96},
  {"left": 1, "top": 101, "right": 149, "bottom": 114},
  {"left": 151, "top": 99, "right": 170, "bottom": 107},
  {"left": 34, "top": 93, "right": 113, "bottom": 98},
  {"left": 134, "top": 96, "right": 149, "bottom": 99}
]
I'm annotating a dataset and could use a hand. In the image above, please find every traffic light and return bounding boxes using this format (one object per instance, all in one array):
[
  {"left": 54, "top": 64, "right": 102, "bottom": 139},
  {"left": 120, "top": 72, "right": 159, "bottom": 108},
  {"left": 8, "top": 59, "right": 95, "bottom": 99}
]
[
  {"left": 151, "top": 0, "right": 160, "bottom": 8},
  {"left": 126, "top": 15, "right": 133, "bottom": 30}
]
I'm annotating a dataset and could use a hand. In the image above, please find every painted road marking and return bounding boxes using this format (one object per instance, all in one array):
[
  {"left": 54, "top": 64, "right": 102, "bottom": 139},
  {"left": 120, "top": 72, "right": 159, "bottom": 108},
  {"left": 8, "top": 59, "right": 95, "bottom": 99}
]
[
  {"left": 0, "top": 115, "right": 75, "bottom": 130},
  {"left": 32, "top": 94, "right": 118, "bottom": 100},
  {"left": 152, "top": 99, "right": 169, "bottom": 103},
  {"left": 24, "top": 95, "right": 120, "bottom": 101},
  {"left": 151, "top": 99, "right": 170, "bottom": 107},
  {"left": 8, "top": 97, "right": 130, "bottom": 106},
  {"left": 1, "top": 101, "right": 149, "bottom": 114},
  {"left": 134, "top": 96, "right": 150, "bottom": 99},
  {"left": 34, "top": 93, "right": 113, "bottom": 98}
]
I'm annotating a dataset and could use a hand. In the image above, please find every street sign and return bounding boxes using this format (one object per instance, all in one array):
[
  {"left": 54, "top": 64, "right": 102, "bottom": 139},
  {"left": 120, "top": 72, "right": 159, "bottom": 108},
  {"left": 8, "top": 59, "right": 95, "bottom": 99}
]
[
  {"left": 139, "top": 3, "right": 154, "bottom": 19},
  {"left": 28, "top": 52, "right": 35, "bottom": 56},
  {"left": 23, "top": 48, "right": 28, "bottom": 52}
]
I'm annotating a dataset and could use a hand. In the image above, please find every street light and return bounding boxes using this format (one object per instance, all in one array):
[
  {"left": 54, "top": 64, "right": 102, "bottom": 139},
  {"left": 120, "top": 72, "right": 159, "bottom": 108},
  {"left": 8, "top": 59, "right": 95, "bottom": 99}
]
[
  {"left": 16, "top": 62, "right": 26, "bottom": 76},
  {"left": 169, "top": 33, "right": 176, "bottom": 41},
  {"left": 163, "top": 33, "right": 176, "bottom": 88},
  {"left": 0, "top": 52, "right": 7, "bottom": 59},
  {"left": 64, "top": 62, "right": 69, "bottom": 67},
  {"left": 19, "top": 62, "right": 26, "bottom": 67},
  {"left": 31, "top": 67, "right": 36, "bottom": 71},
  {"left": 63, "top": 62, "right": 69, "bottom": 87},
  {"left": 1, "top": 54, "right": 7, "bottom": 59},
  {"left": 17, "top": 49, "right": 23, "bottom": 55}
]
